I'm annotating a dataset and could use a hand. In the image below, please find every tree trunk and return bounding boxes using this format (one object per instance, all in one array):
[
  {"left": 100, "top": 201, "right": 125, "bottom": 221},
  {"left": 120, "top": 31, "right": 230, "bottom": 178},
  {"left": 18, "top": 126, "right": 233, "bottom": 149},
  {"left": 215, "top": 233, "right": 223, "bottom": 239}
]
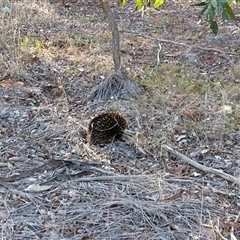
[
  {"left": 86, "top": 1, "right": 140, "bottom": 100},
  {"left": 99, "top": 0, "right": 121, "bottom": 72}
]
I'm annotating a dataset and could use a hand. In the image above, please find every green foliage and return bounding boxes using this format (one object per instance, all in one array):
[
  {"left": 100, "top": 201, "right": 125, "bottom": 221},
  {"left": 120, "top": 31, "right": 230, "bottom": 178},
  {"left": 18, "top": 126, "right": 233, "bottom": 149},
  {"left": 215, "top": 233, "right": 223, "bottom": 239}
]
[
  {"left": 118, "top": 0, "right": 165, "bottom": 9},
  {"left": 135, "top": 0, "right": 164, "bottom": 10},
  {"left": 21, "top": 36, "right": 44, "bottom": 50},
  {"left": 22, "top": 36, "right": 30, "bottom": 46},
  {"left": 35, "top": 39, "right": 44, "bottom": 49},
  {"left": 118, "top": 0, "right": 127, "bottom": 5},
  {"left": 117, "top": 0, "right": 238, "bottom": 34},
  {"left": 69, "top": 35, "right": 91, "bottom": 47},
  {"left": 193, "top": 0, "right": 237, "bottom": 35},
  {"left": 116, "top": 0, "right": 239, "bottom": 34}
]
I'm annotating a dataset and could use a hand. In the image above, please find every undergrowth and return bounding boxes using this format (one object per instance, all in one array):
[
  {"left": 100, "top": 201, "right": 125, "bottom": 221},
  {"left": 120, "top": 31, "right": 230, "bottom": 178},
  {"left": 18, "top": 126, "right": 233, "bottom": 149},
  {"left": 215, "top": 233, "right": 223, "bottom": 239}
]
[{"left": 133, "top": 62, "right": 240, "bottom": 143}]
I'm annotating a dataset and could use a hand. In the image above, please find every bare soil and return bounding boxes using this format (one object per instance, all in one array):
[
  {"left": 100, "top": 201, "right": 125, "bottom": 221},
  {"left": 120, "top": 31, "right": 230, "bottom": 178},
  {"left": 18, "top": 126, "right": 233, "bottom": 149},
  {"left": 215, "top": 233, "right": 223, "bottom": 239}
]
[{"left": 0, "top": 0, "right": 240, "bottom": 239}]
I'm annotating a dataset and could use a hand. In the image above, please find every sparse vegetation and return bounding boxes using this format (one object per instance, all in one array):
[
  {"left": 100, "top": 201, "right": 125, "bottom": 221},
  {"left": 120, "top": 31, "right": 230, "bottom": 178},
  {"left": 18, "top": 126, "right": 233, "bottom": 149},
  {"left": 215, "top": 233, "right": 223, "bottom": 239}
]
[{"left": 0, "top": 0, "right": 240, "bottom": 239}]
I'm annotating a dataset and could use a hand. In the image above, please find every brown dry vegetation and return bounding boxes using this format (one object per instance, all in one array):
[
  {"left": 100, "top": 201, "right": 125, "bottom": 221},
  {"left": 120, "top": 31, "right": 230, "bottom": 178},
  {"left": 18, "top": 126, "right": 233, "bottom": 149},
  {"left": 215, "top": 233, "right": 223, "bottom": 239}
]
[{"left": 0, "top": 0, "right": 240, "bottom": 239}]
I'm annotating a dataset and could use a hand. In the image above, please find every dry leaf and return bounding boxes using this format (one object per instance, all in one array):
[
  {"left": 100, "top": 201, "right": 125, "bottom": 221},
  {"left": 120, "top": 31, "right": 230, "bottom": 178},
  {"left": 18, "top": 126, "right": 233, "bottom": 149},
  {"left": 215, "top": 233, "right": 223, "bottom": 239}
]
[
  {"left": 192, "top": 171, "right": 201, "bottom": 177},
  {"left": 183, "top": 109, "right": 196, "bottom": 121},
  {"left": 25, "top": 184, "right": 53, "bottom": 192},
  {"left": 53, "top": 195, "right": 61, "bottom": 202},
  {"left": 146, "top": 11, "right": 157, "bottom": 22},
  {"left": 81, "top": 236, "right": 92, "bottom": 240},
  {"left": 175, "top": 165, "right": 188, "bottom": 174},
  {"left": 217, "top": 105, "right": 232, "bottom": 115},
  {"left": 201, "top": 148, "right": 210, "bottom": 154},
  {"left": 138, "top": 234, "right": 150, "bottom": 240},
  {"left": 163, "top": 190, "right": 184, "bottom": 201},
  {"left": 137, "top": 145, "right": 147, "bottom": 154},
  {"left": 68, "top": 190, "right": 78, "bottom": 198},
  {"left": 202, "top": 227, "right": 216, "bottom": 240},
  {"left": 0, "top": 79, "right": 24, "bottom": 87},
  {"left": 225, "top": 221, "right": 240, "bottom": 230},
  {"left": 176, "top": 135, "right": 186, "bottom": 142},
  {"left": 42, "top": 83, "right": 64, "bottom": 97}
]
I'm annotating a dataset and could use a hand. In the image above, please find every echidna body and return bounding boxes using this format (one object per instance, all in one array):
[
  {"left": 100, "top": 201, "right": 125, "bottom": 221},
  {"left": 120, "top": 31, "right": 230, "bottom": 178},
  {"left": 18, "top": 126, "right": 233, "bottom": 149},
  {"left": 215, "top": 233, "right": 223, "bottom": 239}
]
[{"left": 87, "top": 112, "right": 127, "bottom": 145}]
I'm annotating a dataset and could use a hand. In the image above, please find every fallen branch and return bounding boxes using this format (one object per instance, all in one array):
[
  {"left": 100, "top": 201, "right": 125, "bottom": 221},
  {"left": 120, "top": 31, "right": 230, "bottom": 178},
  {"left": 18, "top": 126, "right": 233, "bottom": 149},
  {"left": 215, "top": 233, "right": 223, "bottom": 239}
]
[
  {"left": 75, "top": 174, "right": 145, "bottom": 182},
  {"left": 125, "top": 31, "right": 238, "bottom": 55},
  {"left": 75, "top": 174, "right": 194, "bottom": 183},
  {"left": 0, "top": 162, "right": 8, "bottom": 167},
  {"left": 162, "top": 145, "right": 239, "bottom": 185},
  {"left": 0, "top": 159, "right": 102, "bottom": 183}
]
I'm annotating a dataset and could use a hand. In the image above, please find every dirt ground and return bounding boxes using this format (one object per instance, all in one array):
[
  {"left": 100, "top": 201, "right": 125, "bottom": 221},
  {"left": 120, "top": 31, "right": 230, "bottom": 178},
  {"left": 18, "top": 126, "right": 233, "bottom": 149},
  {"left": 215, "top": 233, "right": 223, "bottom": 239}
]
[{"left": 0, "top": 0, "right": 240, "bottom": 239}]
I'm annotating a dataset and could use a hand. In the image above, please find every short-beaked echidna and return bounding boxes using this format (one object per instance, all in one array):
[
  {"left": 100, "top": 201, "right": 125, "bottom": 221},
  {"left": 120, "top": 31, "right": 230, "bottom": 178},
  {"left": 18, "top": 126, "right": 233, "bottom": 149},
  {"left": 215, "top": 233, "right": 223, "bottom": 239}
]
[{"left": 86, "top": 111, "right": 127, "bottom": 145}]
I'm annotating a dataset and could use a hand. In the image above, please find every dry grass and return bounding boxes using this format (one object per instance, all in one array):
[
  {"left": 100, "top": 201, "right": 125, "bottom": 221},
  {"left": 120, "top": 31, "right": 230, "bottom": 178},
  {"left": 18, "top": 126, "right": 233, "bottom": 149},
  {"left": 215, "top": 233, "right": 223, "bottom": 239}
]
[
  {"left": 0, "top": 0, "right": 240, "bottom": 239},
  {"left": 1, "top": 174, "right": 228, "bottom": 239}
]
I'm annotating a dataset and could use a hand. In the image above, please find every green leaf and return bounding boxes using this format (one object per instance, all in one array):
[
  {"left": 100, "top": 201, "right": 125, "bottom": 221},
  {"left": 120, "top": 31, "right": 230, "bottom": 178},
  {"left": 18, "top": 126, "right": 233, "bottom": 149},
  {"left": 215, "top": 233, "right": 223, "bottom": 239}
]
[
  {"left": 198, "top": 4, "right": 209, "bottom": 19},
  {"left": 35, "top": 40, "right": 43, "bottom": 49},
  {"left": 192, "top": 2, "right": 208, "bottom": 7},
  {"left": 152, "top": 0, "right": 164, "bottom": 8},
  {"left": 221, "top": 0, "right": 233, "bottom": 5},
  {"left": 207, "top": 6, "right": 216, "bottom": 21},
  {"left": 222, "top": 7, "right": 229, "bottom": 21},
  {"left": 118, "top": 0, "right": 127, "bottom": 6},
  {"left": 22, "top": 36, "right": 30, "bottom": 46},
  {"left": 210, "top": 20, "right": 218, "bottom": 35},
  {"left": 224, "top": 2, "right": 237, "bottom": 20},
  {"left": 210, "top": 0, "right": 218, "bottom": 8},
  {"left": 135, "top": 0, "right": 144, "bottom": 11}
]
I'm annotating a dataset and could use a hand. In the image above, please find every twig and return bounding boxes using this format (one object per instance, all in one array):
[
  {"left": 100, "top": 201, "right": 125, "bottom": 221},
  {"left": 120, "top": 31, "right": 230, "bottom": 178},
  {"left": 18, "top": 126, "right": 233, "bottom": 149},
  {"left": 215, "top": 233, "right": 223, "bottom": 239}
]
[
  {"left": 75, "top": 174, "right": 194, "bottom": 183},
  {"left": 3, "top": 187, "right": 44, "bottom": 204},
  {"left": 125, "top": 31, "right": 238, "bottom": 55},
  {"left": 75, "top": 174, "right": 144, "bottom": 182},
  {"left": 156, "top": 42, "right": 162, "bottom": 67},
  {"left": 77, "top": 122, "right": 87, "bottom": 132},
  {"left": 0, "top": 162, "right": 8, "bottom": 167},
  {"left": 151, "top": 42, "right": 162, "bottom": 73},
  {"left": 162, "top": 145, "right": 238, "bottom": 185},
  {"left": 79, "top": 166, "right": 116, "bottom": 176},
  {"left": 0, "top": 159, "right": 102, "bottom": 183}
]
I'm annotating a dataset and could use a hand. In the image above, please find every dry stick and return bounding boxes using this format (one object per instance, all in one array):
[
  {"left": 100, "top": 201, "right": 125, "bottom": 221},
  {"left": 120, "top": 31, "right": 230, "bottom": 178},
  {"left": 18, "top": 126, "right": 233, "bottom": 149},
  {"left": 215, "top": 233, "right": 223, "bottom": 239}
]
[
  {"left": 4, "top": 187, "right": 44, "bottom": 204},
  {"left": 0, "top": 162, "right": 8, "bottom": 167},
  {"left": 150, "top": 42, "right": 162, "bottom": 74},
  {"left": 162, "top": 145, "right": 239, "bottom": 185},
  {"left": 75, "top": 175, "right": 144, "bottom": 182},
  {"left": 75, "top": 174, "right": 193, "bottom": 183},
  {"left": 125, "top": 31, "right": 238, "bottom": 55}
]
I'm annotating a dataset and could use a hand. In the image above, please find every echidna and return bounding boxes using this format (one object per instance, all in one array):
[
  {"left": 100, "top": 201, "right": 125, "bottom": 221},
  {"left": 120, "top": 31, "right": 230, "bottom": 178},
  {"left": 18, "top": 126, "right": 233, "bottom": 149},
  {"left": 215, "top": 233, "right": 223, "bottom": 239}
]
[{"left": 86, "top": 111, "right": 127, "bottom": 145}]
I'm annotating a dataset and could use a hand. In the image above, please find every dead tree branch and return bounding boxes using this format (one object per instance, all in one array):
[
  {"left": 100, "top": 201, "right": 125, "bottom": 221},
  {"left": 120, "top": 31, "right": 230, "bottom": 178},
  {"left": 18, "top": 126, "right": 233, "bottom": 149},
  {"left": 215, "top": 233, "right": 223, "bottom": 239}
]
[
  {"left": 125, "top": 31, "right": 238, "bottom": 55},
  {"left": 162, "top": 144, "right": 239, "bottom": 185}
]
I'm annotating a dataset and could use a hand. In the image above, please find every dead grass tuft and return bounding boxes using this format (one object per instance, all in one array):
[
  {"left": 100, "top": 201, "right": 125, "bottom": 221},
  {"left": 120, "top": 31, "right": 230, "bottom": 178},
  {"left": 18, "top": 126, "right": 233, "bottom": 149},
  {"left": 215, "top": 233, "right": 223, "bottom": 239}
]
[{"left": 87, "top": 71, "right": 140, "bottom": 101}]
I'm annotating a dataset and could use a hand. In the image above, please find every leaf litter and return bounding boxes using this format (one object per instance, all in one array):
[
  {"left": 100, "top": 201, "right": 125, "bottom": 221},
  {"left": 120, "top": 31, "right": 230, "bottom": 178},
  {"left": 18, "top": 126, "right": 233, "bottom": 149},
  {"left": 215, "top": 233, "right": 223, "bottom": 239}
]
[{"left": 0, "top": 0, "right": 240, "bottom": 239}]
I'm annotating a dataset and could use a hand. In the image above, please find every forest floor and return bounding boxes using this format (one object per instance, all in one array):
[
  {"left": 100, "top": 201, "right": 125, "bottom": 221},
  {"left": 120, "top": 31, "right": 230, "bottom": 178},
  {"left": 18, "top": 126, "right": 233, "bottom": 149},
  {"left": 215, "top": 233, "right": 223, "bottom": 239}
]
[{"left": 0, "top": 0, "right": 240, "bottom": 239}]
